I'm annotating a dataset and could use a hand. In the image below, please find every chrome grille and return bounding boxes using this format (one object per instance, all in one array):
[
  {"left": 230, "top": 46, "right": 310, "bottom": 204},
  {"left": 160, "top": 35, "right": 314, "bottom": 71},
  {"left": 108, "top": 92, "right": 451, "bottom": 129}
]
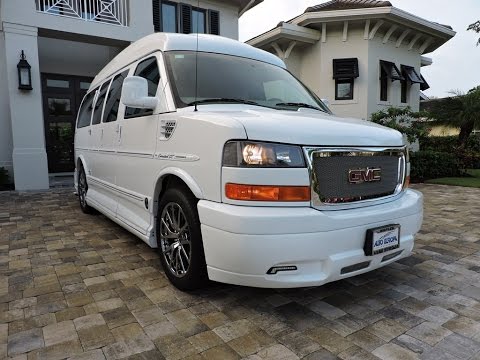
[{"left": 304, "top": 148, "right": 406, "bottom": 208}]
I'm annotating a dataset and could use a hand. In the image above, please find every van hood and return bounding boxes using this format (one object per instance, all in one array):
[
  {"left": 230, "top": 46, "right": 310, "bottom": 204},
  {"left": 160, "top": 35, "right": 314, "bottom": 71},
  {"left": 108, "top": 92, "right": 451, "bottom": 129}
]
[{"left": 192, "top": 106, "right": 404, "bottom": 147}]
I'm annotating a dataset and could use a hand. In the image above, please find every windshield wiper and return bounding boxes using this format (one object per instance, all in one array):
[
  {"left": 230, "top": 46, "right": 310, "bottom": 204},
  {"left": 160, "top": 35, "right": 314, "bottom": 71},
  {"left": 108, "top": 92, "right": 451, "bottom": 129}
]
[
  {"left": 276, "top": 102, "right": 324, "bottom": 112},
  {"left": 188, "top": 98, "right": 261, "bottom": 106}
]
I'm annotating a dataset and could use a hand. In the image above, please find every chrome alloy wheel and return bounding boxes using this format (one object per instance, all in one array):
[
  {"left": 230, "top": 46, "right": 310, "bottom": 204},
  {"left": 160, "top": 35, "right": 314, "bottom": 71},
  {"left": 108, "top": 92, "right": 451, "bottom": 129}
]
[
  {"left": 159, "top": 202, "right": 192, "bottom": 277},
  {"left": 79, "top": 170, "right": 88, "bottom": 208}
]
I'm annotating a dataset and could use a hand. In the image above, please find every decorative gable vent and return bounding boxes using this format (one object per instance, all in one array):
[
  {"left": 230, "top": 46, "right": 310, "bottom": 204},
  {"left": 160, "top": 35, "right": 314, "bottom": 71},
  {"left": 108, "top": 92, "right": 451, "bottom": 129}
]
[{"left": 159, "top": 120, "right": 177, "bottom": 140}]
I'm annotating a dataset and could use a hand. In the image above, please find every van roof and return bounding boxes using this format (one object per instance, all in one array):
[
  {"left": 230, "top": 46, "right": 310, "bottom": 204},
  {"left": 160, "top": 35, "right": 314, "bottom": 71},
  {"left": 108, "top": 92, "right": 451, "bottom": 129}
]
[{"left": 90, "top": 33, "right": 286, "bottom": 90}]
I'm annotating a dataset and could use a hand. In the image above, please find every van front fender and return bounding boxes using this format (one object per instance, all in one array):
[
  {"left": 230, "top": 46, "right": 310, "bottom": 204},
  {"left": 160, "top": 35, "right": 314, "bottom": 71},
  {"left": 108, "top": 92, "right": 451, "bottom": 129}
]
[{"left": 154, "top": 167, "right": 204, "bottom": 200}]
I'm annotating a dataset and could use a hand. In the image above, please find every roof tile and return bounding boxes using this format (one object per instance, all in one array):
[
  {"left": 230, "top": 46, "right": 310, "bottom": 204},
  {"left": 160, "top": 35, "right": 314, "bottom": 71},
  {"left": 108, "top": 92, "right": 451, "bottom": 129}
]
[{"left": 305, "top": 0, "right": 392, "bottom": 13}]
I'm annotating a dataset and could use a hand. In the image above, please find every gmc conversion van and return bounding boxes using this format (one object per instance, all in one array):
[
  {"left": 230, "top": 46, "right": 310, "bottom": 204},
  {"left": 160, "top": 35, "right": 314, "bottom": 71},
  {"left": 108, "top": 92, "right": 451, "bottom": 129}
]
[{"left": 74, "top": 33, "right": 423, "bottom": 290}]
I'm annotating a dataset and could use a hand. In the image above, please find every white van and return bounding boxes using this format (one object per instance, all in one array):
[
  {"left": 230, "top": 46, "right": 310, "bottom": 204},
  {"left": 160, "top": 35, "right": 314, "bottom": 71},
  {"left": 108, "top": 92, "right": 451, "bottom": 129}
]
[{"left": 74, "top": 33, "right": 423, "bottom": 290}]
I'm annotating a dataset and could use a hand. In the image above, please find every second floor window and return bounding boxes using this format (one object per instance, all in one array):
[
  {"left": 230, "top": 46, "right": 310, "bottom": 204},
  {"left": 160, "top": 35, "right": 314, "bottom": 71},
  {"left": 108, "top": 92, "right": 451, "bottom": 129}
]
[
  {"left": 162, "top": 2, "right": 178, "bottom": 33},
  {"left": 153, "top": 1, "right": 220, "bottom": 35}
]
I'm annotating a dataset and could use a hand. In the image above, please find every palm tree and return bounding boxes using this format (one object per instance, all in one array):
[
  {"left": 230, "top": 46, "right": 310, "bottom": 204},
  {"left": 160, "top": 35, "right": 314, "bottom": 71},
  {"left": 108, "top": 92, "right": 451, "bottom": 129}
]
[
  {"left": 468, "top": 21, "right": 480, "bottom": 46},
  {"left": 424, "top": 87, "right": 480, "bottom": 148}
]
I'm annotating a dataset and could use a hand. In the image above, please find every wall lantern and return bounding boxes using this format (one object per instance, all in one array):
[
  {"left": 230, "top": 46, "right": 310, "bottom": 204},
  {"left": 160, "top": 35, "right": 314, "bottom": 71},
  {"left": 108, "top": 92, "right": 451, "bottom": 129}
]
[{"left": 17, "top": 51, "right": 32, "bottom": 91}]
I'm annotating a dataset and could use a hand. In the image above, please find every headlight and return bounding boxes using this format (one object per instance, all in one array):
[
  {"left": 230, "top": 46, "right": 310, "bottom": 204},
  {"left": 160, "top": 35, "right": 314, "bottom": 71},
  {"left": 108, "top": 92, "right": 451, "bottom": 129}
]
[{"left": 223, "top": 141, "right": 306, "bottom": 167}]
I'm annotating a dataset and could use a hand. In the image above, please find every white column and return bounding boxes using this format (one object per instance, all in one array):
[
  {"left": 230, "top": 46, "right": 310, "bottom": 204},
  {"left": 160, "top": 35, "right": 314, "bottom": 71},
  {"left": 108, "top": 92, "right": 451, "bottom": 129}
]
[{"left": 3, "top": 23, "right": 49, "bottom": 190}]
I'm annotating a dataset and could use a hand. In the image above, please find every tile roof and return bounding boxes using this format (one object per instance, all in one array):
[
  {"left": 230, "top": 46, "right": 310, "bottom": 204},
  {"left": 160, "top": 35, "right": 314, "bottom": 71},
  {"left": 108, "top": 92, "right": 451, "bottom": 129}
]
[{"left": 305, "top": 0, "right": 392, "bottom": 13}]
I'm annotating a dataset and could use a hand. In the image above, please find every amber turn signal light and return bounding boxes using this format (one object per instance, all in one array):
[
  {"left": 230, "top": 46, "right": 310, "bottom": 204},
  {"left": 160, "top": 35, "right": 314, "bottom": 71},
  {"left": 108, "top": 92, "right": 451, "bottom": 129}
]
[
  {"left": 225, "top": 183, "right": 311, "bottom": 202},
  {"left": 404, "top": 176, "right": 410, "bottom": 189}
]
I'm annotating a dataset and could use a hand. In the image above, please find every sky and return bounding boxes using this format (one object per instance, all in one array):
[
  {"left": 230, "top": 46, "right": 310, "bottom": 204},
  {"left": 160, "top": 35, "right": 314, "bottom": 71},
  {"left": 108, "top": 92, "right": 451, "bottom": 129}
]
[{"left": 239, "top": 0, "right": 480, "bottom": 98}]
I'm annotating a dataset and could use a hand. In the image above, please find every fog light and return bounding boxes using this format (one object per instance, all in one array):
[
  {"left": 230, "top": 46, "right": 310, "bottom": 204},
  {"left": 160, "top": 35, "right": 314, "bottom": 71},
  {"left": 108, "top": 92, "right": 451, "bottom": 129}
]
[{"left": 266, "top": 265, "right": 298, "bottom": 275}]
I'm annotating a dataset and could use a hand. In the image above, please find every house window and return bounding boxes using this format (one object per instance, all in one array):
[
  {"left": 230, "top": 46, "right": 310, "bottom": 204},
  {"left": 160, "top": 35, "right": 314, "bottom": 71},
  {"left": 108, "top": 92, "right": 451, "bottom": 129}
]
[
  {"left": 400, "top": 65, "right": 426, "bottom": 103},
  {"left": 379, "top": 60, "right": 404, "bottom": 102},
  {"left": 153, "top": 1, "right": 219, "bottom": 35},
  {"left": 335, "top": 79, "right": 354, "bottom": 100},
  {"left": 161, "top": 1, "right": 177, "bottom": 33},
  {"left": 401, "top": 77, "right": 408, "bottom": 103},
  {"left": 192, "top": 8, "right": 206, "bottom": 34},
  {"left": 333, "top": 58, "right": 359, "bottom": 101}
]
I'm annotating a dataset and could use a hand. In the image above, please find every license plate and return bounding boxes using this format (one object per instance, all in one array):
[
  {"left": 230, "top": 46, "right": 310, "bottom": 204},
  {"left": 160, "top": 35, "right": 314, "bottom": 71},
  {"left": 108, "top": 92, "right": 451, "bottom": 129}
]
[{"left": 364, "top": 224, "right": 400, "bottom": 256}]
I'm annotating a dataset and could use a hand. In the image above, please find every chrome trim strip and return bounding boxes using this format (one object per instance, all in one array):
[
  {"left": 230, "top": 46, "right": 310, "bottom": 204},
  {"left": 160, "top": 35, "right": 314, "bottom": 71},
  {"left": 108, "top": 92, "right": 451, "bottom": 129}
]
[
  {"left": 87, "top": 176, "right": 144, "bottom": 202},
  {"left": 303, "top": 147, "right": 407, "bottom": 211}
]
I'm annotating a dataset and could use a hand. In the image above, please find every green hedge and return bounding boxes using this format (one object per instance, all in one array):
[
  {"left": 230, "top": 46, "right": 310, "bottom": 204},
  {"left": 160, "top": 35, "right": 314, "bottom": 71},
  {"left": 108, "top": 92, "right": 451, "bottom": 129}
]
[
  {"left": 457, "top": 150, "right": 480, "bottom": 169},
  {"left": 420, "top": 135, "right": 480, "bottom": 152},
  {"left": 410, "top": 151, "right": 464, "bottom": 182}
]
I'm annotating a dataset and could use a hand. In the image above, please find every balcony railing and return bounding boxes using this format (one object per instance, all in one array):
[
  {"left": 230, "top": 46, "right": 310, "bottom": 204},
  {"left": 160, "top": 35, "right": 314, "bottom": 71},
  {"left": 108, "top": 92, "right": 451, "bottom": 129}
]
[{"left": 36, "top": 0, "right": 129, "bottom": 27}]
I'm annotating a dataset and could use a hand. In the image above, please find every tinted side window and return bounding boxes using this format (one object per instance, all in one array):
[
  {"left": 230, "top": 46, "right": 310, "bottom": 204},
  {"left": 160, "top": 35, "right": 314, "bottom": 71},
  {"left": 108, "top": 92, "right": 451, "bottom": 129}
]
[
  {"left": 92, "top": 83, "right": 109, "bottom": 125},
  {"left": 104, "top": 71, "right": 129, "bottom": 123},
  {"left": 125, "top": 57, "right": 160, "bottom": 119},
  {"left": 77, "top": 91, "right": 95, "bottom": 128}
]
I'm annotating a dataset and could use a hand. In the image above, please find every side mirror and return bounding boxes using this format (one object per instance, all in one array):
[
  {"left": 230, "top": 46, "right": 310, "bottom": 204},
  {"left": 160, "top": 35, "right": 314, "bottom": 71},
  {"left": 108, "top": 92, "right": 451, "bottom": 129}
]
[
  {"left": 321, "top": 98, "right": 330, "bottom": 107},
  {"left": 121, "top": 76, "right": 158, "bottom": 109}
]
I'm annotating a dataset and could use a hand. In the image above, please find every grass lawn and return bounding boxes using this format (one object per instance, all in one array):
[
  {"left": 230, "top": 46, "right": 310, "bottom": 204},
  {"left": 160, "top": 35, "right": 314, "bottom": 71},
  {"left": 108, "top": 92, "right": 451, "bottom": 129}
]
[{"left": 426, "top": 169, "right": 480, "bottom": 188}]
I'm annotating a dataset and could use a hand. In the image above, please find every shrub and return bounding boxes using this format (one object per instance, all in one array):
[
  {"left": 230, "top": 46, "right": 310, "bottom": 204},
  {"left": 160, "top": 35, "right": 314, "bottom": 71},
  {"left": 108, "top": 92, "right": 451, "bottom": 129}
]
[
  {"left": 370, "top": 107, "right": 430, "bottom": 143},
  {"left": 420, "top": 135, "right": 480, "bottom": 153},
  {"left": 456, "top": 150, "right": 480, "bottom": 169},
  {"left": 410, "top": 151, "right": 464, "bottom": 182},
  {"left": 0, "top": 167, "right": 8, "bottom": 186}
]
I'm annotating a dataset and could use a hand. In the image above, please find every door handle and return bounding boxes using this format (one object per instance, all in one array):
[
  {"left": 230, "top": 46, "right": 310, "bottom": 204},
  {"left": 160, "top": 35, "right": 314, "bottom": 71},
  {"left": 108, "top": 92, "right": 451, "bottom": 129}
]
[
  {"left": 88, "top": 129, "right": 91, "bottom": 135},
  {"left": 101, "top": 129, "right": 104, "bottom": 139}
]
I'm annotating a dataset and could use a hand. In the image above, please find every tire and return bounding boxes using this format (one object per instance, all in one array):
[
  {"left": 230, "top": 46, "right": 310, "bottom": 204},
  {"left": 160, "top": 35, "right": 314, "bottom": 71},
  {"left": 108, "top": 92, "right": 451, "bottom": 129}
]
[
  {"left": 78, "top": 165, "right": 95, "bottom": 214},
  {"left": 157, "top": 185, "right": 208, "bottom": 290}
]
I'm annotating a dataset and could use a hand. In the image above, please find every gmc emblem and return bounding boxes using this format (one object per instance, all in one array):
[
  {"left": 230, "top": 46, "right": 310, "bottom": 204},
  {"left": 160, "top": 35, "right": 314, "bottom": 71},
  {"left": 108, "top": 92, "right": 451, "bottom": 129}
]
[{"left": 348, "top": 168, "right": 382, "bottom": 184}]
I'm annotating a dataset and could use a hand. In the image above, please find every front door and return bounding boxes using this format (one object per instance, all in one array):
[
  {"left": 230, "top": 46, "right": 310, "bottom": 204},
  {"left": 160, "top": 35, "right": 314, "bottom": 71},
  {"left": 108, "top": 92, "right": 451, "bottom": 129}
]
[{"left": 42, "top": 74, "right": 93, "bottom": 173}]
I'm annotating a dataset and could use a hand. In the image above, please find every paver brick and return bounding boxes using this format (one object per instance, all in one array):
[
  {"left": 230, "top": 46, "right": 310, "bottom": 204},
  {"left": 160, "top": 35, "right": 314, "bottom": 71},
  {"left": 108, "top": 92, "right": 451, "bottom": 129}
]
[
  {"left": 0, "top": 185, "right": 479, "bottom": 359},
  {"left": 7, "top": 328, "right": 44, "bottom": 356}
]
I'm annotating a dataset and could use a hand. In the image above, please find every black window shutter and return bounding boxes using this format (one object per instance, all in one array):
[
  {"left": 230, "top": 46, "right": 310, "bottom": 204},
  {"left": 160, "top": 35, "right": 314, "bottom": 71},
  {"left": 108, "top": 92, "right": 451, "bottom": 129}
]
[
  {"left": 180, "top": 3, "right": 192, "bottom": 34},
  {"left": 420, "top": 75, "right": 430, "bottom": 91},
  {"left": 152, "top": 0, "right": 160, "bottom": 32},
  {"left": 333, "top": 58, "right": 359, "bottom": 79},
  {"left": 208, "top": 9, "right": 220, "bottom": 35}
]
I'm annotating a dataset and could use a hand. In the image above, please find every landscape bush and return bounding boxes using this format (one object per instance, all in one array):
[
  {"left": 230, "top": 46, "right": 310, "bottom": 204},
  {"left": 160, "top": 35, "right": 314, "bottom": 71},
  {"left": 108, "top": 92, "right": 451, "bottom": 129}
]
[
  {"left": 410, "top": 151, "right": 464, "bottom": 182},
  {"left": 420, "top": 135, "right": 480, "bottom": 153}
]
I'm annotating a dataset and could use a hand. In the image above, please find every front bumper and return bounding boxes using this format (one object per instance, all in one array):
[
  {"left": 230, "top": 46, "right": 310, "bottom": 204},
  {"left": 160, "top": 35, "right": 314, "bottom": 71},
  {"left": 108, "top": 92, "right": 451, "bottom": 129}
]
[{"left": 198, "top": 189, "right": 423, "bottom": 288}]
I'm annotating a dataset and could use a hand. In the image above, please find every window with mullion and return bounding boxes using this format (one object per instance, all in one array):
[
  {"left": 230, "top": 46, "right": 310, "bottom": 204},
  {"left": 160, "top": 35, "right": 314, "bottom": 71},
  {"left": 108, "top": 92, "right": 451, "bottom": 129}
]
[
  {"left": 161, "top": 1, "right": 178, "bottom": 33},
  {"left": 335, "top": 78, "right": 354, "bottom": 100},
  {"left": 153, "top": 1, "right": 219, "bottom": 35},
  {"left": 192, "top": 8, "right": 206, "bottom": 34},
  {"left": 380, "top": 66, "right": 389, "bottom": 102}
]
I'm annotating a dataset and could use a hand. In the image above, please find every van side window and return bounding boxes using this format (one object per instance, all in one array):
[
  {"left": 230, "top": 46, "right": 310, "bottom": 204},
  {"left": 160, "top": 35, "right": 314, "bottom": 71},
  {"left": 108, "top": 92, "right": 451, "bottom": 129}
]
[
  {"left": 125, "top": 57, "right": 160, "bottom": 118},
  {"left": 77, "top": 91, "right": 95, "bottom": 128},
  {"left": 92, "top": 83, "right": 109, "bottom": 125},
  {"left": 104, "top": 70, "right": 129, "bottom": 123}
]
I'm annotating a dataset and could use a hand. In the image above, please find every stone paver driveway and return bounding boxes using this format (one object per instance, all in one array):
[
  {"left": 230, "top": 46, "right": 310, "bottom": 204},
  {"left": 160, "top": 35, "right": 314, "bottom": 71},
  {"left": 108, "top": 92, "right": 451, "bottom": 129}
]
[{"left": 0, "top": 184, "right": 480, "bottom": 360}]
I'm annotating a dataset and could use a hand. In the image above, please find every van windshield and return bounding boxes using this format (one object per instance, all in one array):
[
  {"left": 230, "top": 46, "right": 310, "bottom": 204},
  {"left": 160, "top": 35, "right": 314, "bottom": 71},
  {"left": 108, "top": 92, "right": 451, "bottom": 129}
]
[{"left": 164, "top": 51, "right": 329, "bottom": 113}]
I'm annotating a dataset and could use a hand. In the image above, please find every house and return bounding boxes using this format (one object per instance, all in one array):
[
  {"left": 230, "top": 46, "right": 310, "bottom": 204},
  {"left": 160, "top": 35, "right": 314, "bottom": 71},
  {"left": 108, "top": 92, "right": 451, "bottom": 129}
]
[
  {"left": 0, "top": 0, "right": 262, "bottom": 190},
  {"left": 246, "top": 0, "right": 455, "bottom": 120}
]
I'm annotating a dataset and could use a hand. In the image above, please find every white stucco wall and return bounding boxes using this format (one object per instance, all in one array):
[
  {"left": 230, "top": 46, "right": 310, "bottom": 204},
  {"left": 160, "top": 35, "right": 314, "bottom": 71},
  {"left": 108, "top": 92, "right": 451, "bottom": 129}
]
[
  {"left": 1, "top": 0, "right": 153, "bottom": 42},
  {"left": 367, "top": 30, "right": 422, "bottom": 116},
  {"left": 0, "top": 31, "right": 14, "bottom": 180},
  {"left": 2, "top": 24, "right": 49, "bottom": 190},
  {"left": 282, "top": 24, "right": 370, "bottom": 120},
  {"left": 261, "top": 22, "right": 424, "bottom": 121},
  {"left": 1, "top": 0, "right": 240, "bottom": 42},
  {"left": 173, "top": 0, "right": 240, "bottom": 40}
]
